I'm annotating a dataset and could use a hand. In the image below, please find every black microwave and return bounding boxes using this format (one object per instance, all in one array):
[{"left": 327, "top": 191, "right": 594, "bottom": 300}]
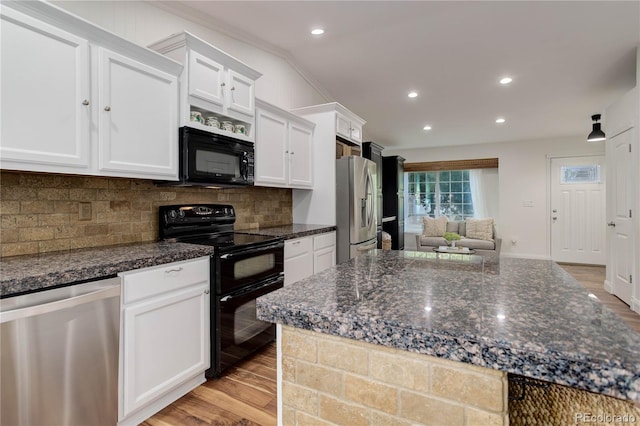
[{"left": 159, "top": 127, "right": 254, "bottom": 187}]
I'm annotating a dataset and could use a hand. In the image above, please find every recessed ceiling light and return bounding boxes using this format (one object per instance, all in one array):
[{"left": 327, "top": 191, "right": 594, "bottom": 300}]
[
  {"left": 423, "top": 125, "right": 432, "bottom": 131},
  {"left": 497, "top": 313, "right": 506, "bottom": 320},
  {"left": 408, "top": 91, "right": 418, "bottom": 98},
  {"left": 496, "top": 118, "right": 506, "bottom": 124},
  {"left": 500, "top": 77, "right": 513, "bottom": 85},
  {"left": 311, "top": 28, "right": 325, "bottom": 35}
]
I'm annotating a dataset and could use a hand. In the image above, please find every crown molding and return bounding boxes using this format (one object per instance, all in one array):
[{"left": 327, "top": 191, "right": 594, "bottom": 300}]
[{"left": 147, "top": 1, "right": 334, "bottom": 103}]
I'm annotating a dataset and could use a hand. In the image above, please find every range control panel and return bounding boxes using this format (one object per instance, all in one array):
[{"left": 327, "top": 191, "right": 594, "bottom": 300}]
[{"left": 159, "top": 204, "right": 236, "bottom": 239}]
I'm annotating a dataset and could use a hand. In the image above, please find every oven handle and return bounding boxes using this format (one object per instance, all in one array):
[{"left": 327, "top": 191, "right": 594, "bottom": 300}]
[
  {"left": 219, "top": 241, "right": 284, "bottom": 260},
  {"left": 220, "top": 273, "right": 284, "bottom": 302}
]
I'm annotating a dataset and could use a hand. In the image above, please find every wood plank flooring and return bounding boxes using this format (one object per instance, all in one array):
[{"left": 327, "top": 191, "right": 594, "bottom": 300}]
[
  {"left": 140, "top": 343, "right": 277, "bottom": 426},
  {"left": 559, "top": 264, "right": 640, "bottom": 333},
  {"left": 142, "top": 264, "right": 639, "bottom": 425}
]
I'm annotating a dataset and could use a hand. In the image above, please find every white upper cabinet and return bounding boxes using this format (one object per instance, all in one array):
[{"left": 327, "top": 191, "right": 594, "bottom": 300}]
[
  {"left": 0, "top": 6, "right": 91, "bottom": 173},
  {"left": 336, "top": 109, "right": 364, "bottom": 145},
  {"left": 98, "top": 48, "right": 178, "bottom": 178},
  {"left": 149, "top": 32, "right": 262, "bottom": 142},
  {"left": 254, "top": 99, "right": 315, "bottom": 189},
  {"left": 0, "top": 2, "right": 182, "bottom": 180},
  {"left": 188, "top": 51, "right": 225, "bottom": 108}
]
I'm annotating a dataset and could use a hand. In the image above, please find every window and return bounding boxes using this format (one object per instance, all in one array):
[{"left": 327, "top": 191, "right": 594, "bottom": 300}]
[{"left": 407, "top": 170, "right": 474, "bottom": 225}]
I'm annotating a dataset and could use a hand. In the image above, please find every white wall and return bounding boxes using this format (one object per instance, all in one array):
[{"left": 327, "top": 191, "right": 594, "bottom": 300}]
[
  {"left": 53, "top": 1, "right": 328, "bottom": 110},
  {"left": 386, "top": 136, "right": 605, "bottom": 259}
]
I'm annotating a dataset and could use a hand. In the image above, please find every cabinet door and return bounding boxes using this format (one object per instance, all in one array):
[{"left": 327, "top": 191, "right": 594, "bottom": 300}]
[
  {"left": 284, "top": 237, "right": 313, "bottom": 286},
  {"left": 98, "top": 48, "right": 178, "bottom": 179},
  {"left": 254, "top": 108, "right": 288, "bottom": 186},
  {"left": 226, "top": 69, "right": 255, "bottom": 118},
  {"left": 121, "top": 284, "right": 209, "bottom": 417},
  {"left": 288, "top": 122, "right": 314, "bottom": 188},
  {"left": 188, "top": 50, "right": 225, "bottom": 109},
  {"left": 336, "top": 112, "right": 352, "bottom": 140},
  {"left": 350, "top": 123, "right": 363, "bottom": 143},
  {"left": 314, "top": 245, "right": 336, "bottom": 274},
  {"left": 0, "top": 7, "right": 90, "bottom": 172}
]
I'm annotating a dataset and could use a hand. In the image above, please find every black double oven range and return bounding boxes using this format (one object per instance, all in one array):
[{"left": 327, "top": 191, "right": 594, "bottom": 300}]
[{"left": 159, "top": 204, "right": 284, "bottom": 378}]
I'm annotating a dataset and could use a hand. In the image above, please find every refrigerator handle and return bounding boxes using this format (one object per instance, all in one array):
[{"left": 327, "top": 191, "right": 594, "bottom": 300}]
[{"left": 365, "top": 168, "right": 375, "bottom": 229}]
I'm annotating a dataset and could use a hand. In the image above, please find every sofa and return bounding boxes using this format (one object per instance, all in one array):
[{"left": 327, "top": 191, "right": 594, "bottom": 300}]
[{"left": 415, "top": 219, "right": 502, "bottom": 255}]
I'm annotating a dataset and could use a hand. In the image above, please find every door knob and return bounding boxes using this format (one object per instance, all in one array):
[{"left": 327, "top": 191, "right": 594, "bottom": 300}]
[{"left": 607, "top": 222, "right": 616, "bottom": 227}]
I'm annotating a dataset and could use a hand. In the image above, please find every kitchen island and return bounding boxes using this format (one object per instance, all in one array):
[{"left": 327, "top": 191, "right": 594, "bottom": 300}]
[{"left": 257, "top": 250, "right": 640, "bottom": 425}]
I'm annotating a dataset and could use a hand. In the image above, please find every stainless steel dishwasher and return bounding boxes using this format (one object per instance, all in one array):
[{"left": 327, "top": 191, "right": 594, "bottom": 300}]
[{"left": 1, "top": 277, "right": 121, "bottom": 426}]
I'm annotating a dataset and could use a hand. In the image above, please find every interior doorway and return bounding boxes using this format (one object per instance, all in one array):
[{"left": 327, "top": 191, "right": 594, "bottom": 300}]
[{"left": 550, "top": 155, "right": 606, "bottom": 265}]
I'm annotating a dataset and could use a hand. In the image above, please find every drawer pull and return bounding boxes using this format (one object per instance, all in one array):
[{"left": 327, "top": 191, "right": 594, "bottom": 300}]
[{"left": 164, "top": 267, "right": 183, "bottom": 273}]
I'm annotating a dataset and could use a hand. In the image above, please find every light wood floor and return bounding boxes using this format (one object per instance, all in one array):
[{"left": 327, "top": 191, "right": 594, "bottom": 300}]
[
  {"left": 559, "top": 264, "right": 640, "bottom": 333},
  {"left": 141, "top": 343, "right": 277, "bottom": 426},
  {"left": 142, "top": 265, "right": 639, "bottom": 425}
]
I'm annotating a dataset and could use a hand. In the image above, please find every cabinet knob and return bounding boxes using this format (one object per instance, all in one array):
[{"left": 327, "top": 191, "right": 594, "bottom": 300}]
[
  {"left": 204, "top": 289, "right": 210, "bottom": 294},
  {"left": 230, "top": 86, "right": 235, "bottom": 91},
  {"left": 285, "top": 150, "right": 289, "bottom": 154},
  {"left": 290, "top": 151, "right": 295, "bottom": 155},
  {"left": 104, "top": 106, "right": 111, "bottom": 111},
  {"left": 82, "top": 99, "right": 90, "bottom": 106},
  {"left": 221, "top": 82, "right": 226, "bottom": 87}
]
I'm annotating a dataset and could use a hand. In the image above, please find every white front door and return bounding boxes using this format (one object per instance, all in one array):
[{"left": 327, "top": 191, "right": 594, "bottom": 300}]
[
  {"left": 609, "top": 129, "right": 634, "bottom": 305},
  {"left": 550, "top": 156, "right": 606, "bottom": 265}
]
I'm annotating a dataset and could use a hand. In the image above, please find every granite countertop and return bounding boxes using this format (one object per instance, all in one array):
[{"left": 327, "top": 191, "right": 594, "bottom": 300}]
[
  {"left": 257, "top": 250, "right": 640, "bottom": 402},
  {"left": 236, "top": 223, "right": 336, "bottom": 240},
  {"left": 0, "top": 242, "right": 214, "bottom": 298}
]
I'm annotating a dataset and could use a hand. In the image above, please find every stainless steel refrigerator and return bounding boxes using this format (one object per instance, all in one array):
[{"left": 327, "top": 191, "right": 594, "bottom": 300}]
[{"left": 336, "top": 155, "right": 378, "bottom": 264}]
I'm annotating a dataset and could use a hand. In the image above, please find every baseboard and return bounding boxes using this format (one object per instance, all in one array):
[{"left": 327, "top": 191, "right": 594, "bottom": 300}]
[
  {"left": 604, "top": 280, "right": 613, "bottom": 293},
  {"left": 500, "top": 252, "right": 551, "bottom": 260}
]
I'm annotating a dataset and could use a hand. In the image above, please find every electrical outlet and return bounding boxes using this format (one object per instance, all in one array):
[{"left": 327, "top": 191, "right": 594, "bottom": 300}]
[{"left": 79, "top": 202, "right": 92, "bottom": 221}]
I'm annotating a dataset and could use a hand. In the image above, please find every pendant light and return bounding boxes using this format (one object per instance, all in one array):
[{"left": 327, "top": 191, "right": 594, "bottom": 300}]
[{"left": 587, "top": 114, "right": 606, "bottom": 142}]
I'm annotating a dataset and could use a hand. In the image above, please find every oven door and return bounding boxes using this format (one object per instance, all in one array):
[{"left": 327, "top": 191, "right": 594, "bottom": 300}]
[
  {"left": 216, "top": 240, "right": 284, "bottom": 294},
  {"left": 210, "top": 273, "right": 284, "bottom": 378}
]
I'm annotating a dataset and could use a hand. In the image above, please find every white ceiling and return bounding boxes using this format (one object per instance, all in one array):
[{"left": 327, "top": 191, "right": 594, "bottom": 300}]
[{"left": 175, "top": 1, "right": 639, "bottom": 149}]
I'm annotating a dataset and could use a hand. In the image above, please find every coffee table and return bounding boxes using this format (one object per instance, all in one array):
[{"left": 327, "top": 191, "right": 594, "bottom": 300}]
[{"left": 432, "top": 247, "right": 476, "bottom": 255}]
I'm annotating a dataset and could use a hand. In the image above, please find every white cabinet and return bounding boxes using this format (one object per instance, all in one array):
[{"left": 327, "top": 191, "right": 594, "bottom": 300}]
[
  {"left": 0, "top": 5, "right": 91, "bottom": 173},
  {"left": 284, "top": 232, "right": 336, "bottom": 286},
  {"left": 255, "top": 99, "right": 314, "bottom": 189},
  {"left": 290, "top": 103, "right": 366, "bottom": 225},
  {"left": 118, "top": 257, "right": 210, "bottom": 425},
  {"left": 149, "top": 32, "right": 261, "bottom": 142},
  {"left": 98, "top": 48, "right": 178, "bottom": 178},
  {"left": 336, "top": 111, "right": 364, "bottom": 144},
  {"left": 313, "top": 232, "right": 337, "bottom": 274},
  {"left": 284, "top": 237, "right": 313, "bottom": 286},
  {"left": 0, "top": 2, "right": 181, "bottom": 180}
]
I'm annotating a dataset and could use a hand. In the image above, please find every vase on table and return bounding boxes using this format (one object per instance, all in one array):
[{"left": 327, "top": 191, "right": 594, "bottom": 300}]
[{"left": 450, "top": 241, "right": 456, "bottom": 248}]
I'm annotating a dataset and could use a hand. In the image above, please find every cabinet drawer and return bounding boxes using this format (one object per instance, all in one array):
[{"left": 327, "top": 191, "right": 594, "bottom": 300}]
[
  {"left": 120, "top": 257, "right": 209, "bottom": 304},
  {"left": 285, "top": 237, "right": 312, "bottom": 260},
  {"left": 313, "top": 232, "right": 336, "bottom": 251}
]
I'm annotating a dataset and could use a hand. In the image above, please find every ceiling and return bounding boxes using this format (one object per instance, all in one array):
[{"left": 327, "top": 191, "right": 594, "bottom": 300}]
[{"left": 174, "top": 1, "right": 639, "bottom": 149}]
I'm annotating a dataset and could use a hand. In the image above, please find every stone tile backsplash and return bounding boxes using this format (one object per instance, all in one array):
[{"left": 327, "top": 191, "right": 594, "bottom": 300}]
[{"left": 0, "top": 171, "right": 292, "bottom": 257}]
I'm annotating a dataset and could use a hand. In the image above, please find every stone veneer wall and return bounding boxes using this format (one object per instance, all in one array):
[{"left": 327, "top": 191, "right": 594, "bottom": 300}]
[
  {"left": 280, "top": 326, "right": 508, "bottom": 426},
  {"left": 0, "top": 171, "right": 292, "bottom": 257}
]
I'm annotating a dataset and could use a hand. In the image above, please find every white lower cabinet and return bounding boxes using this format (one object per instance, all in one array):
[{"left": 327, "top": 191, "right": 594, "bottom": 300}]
[
  {"left": 118, "top": 257, "right": 210, "bottom": 425},
  {"left": 284, "top": 236, "right": 313, "bottom": 286},
  {"left": 284, "top": 232, "right": 336, "bottom": 286},
  {"left": 313, "top": 232, "right": 337, "bottom": 274}
]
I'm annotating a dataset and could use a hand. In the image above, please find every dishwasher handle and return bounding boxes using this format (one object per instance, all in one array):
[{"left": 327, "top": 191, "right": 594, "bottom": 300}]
[{"left": 0, "top": 284, "right": 120, "bottom": 324}]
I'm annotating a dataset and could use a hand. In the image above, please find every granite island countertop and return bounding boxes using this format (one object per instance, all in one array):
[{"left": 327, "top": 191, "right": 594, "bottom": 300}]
[
  {"left": 236, "top": 223, "right": 335, "bottom": 240},
  {"left": 257, "top": 250, "right": 640, "bottom": 402},
  {"left": 0, "top": 242, "right": 214, "bottom": 298}
]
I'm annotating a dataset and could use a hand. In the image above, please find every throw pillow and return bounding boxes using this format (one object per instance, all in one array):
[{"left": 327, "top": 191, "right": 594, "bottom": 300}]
[
  {"left": 422, "top": 216, "right": 448, "bottom": 237},
  {"left": 465, "top": 218, "right": 494, "bottom": 241}
]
